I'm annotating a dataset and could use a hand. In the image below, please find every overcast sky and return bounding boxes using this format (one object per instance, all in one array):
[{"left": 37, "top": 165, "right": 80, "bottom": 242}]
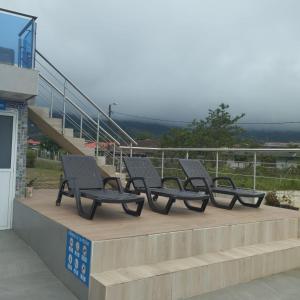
[{"left": 1, "top": 0, "right": 300, "bottom": 127}]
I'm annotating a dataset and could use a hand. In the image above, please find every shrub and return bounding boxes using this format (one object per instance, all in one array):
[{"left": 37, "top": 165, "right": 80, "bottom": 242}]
[
  {"left": 265, "top": 191, "right": 280, "bottom": 207},
  {"left": 26, "top": 149, "right": 37, "bottom": 168}
]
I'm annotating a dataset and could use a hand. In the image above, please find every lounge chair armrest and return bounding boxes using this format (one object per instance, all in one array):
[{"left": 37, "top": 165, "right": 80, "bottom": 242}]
[
  {"left": 130, "top": 177, "right": 149, "bottom": 190},
  {"left": 183, "top": 176, "right": 210, "bottom": 191},
  {"left": 64, "top": 177, "right": 81, "bottom": 195},
  {"left": 103, "top": 177, "right": 124, "bottom": 192},
  {"left": 162, "top": 177, "right": 183, "bottom": 190},
  {"left": 212, "top": 176, "right": 236, "bottom": 189}
]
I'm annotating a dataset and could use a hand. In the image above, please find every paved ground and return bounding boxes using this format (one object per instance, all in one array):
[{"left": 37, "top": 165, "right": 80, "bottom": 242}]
[
  {"left": 2, "top": 229, "right": 300, "bottom": 300},
  {"left": 0, "top": 230, "right": 77, "bottom": 300},
  {"left": 187, "top": 268, "right": 300, "bottom": 300}
]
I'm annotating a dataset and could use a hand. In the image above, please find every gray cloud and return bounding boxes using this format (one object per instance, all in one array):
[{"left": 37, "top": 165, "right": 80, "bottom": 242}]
[{"left": 2, "top": 0, "right": 300, "bottom": 127}]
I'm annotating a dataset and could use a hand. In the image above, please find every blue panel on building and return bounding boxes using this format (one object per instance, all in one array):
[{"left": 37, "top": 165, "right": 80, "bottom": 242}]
[
  {"left": 65, "top": 230, "right": 91, "bottom": 287},
  {"left": 0, "top": 100, "right": 7, "bottom": 110}
]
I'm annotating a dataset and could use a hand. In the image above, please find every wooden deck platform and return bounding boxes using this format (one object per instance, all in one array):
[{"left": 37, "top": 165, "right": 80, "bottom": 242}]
[
  {"left": 21, "top": 189, "right": 299, "bottom": 241},
  {"left": 15, "top": 189, "right": 300, "bottom": 300}
]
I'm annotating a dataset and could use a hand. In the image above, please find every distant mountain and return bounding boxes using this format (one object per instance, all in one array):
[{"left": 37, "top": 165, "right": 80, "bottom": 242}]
[
  {"left": 29, "top": 117, "right": 300, "bottom": 144},
  {"left": 243, "top": 130, "right": 300, "bottom": 143},
  {"left": 28, "top": 118, "right": 173, "bottom": 140},
  {"left": 114, "top": 120, "right": 173, "bottom": 138}
]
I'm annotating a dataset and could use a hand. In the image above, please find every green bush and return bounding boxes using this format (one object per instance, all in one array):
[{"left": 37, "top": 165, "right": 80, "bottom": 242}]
[
  {"left": 26, "top": 150, "right": 37, "bottom": 168},
  {"left": 265, "top": 191, "right": 280, "bottom": 207}
]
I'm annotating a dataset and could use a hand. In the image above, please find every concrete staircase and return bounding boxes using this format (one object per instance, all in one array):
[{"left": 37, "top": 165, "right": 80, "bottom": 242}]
[
  {"left": 28, "top": 105, "right": 116, "bottom": 178},
  {"left": 89, "top": 217, "right": 300, "bottom": 300}
]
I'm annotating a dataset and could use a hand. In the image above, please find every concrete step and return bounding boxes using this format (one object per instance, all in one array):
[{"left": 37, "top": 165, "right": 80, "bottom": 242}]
[
  {"left": 79, "top": 147, "right": 95, "bottom": 156},
  {"left": 28, "top": 105, "right": 50, "bottom": 119},
  {"left": 66, "top": 136, "right": 86, "bottom": 146},
  {"left": 90, "top": 217, "right": 298, "bottom": 274},
  {"left": 28, "top": 105, "right": 119, "bottom": 179},
  {"left": 96, "top": 156, "right": 107, "bottom": 167},
  {"left": 90, "top": 239, "right": 300, "bottom": 300},
  {"left": 47, "top": 118, "right": 63, "bottom": 130},
  {"left": 63, "top": 128, "right": 74, "bottom": 138},
  {"left": 100, "top": 164, "right": 116, "bottom": 175}
]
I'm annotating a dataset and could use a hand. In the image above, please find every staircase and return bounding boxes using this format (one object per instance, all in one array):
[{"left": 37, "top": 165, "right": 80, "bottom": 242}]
[
  {"left": 88, "top": 216, "right": 300, "bottom": 300},
  {"left": 29, "top": 50, "right": 136, "bottom": 177}
]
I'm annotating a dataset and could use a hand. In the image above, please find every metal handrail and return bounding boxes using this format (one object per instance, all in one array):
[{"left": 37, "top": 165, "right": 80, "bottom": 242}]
[
  {"left": 119, "top": 146, "right": 300, "bottom": 152},
  {"left": 39, "top": 74, "right": 120, "bottom": 145},
  {"left": 35, "top": 50, "right": 137, "bottom": 145},
  {"left": 36, "top": 56, "right": 133, "bottom": 145},
  {"left": 117, "top": 146, "right": 300, "bottom": 191},
  {"left": 37, "top": 86, "right": 116, "bottom": 159},
  {"left": 0, "top": 7, "right": 37, "bottom": 20}
]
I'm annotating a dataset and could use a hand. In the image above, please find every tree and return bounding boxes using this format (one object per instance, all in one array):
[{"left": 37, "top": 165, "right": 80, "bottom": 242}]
[
  {"left": 161, "top": 103, "right": 245, "bottom": 148},
  {"left": 39, "top": 136, "right": 60, "bottom": 152},
  {"left": 135, "top": 131, "right": 153, "bottom": 140}
]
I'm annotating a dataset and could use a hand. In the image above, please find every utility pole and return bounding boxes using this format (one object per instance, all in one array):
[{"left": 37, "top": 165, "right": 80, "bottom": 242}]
[{"left": 108, "top": 102, "right": 117, "bottom": 118}]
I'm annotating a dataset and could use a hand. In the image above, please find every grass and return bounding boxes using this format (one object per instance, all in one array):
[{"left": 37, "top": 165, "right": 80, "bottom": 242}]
[
  {"left": 26, "top": 158, "right": 61, "bottom": 189},
  {"left": 27, "top": 157, "right": 300, "bottom": 191}
]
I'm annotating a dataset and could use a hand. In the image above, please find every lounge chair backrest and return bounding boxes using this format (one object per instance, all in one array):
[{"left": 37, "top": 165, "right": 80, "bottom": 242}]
[
  {"left": 62, "top": 155, "right": 103, "bottom": 190},
  {"left": 179, "top": 159, "right": 213, "bottom": 187},
  {"left": 123, "top": 157, "right": 162, "bottom": 188}
]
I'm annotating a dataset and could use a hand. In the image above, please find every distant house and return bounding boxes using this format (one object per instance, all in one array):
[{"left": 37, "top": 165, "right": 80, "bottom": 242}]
[
  {"left": 84, "top": 141, "right": 115, "bottom": 150},
  {"left": 276, "top": 159, "right": 298, "bottom": 169},
  {"left": 27, "top": 138, "right": 40, "bottom": 147},
  {"left": 130, "top": 139, "right": 161, "bottom": 157},
  {"left": 226, "top": 160, "right": 250, "bottom": 169},
  {"left": 263, "top": 142, "right": 300, "bottom": 148}
]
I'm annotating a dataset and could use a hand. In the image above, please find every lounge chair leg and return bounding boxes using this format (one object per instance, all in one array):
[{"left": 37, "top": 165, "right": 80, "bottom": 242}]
[
  {"left": 147, "top": 192, "right": 175, "bottom": 215},
  {"left": 122, "top": 201, "right": 144, "bottom": 217},
  {"left": 56, "top": 180, "right": 67, "bottom": 206},
  {"left": 210, "top": 194, "right": 238, "bottom": 210},
  {"left": 73, "top": 189, "right": 98, "bottom": 220},
  {"left": 55, "top": 183, "right": 65, "bottom": 206},
  {"left": 183, "top": 197, "right": 209, "bottom": 212},
  {"left": 238, "top": 195, "right": 264, "bottom": 208},
  {"left": 56, "top": 190, "right": 63, "bottom": 206}
]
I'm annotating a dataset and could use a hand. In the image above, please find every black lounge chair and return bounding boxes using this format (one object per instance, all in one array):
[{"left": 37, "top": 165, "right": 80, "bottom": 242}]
[
  {"left": 179, "top": 159, "right": 265, "bottom": 210},
  {"left": 123, "top": 157, "right": 209, "bottom": 214},
  {"left": 56, "top": 155, "right": 144, "bottom": 219}
]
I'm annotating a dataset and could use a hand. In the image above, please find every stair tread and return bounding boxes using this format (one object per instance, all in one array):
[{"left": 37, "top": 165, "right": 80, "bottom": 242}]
[{"left": 92, "top": 238, "right": 300, "bottom": 286}]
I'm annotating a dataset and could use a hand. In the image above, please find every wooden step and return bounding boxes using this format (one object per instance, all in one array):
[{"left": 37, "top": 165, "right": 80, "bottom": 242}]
[{"left": 90, "top": 239, "right": 300, "bottom": 300}]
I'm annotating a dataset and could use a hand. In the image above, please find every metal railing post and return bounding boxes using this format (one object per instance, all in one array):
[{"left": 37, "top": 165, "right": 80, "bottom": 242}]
[
  {"left": 216, "top": 151, "right": 219, "bottom": 177},
  {"left": 96, "top": 112, "right": 99, "bottom": 158},
  {"left": 79, "top": 115, "right": 83, "bottom": 139},
  {"left": 50, "top": 88, "right": 53, "bottom": 118},
  {"left": 130, "top": 143, "right": 133, "bottom": 157},
  {"left": 215, "top": 151, "right": 219, "bottom": 187},
  {"left": 112, "top": 143, "right": 116, "bottom": 167},
  {"left": 253, "top": 152, "right": 257, "bottom": 190},
  {"left": 186, "top": 151, "right": 189, "bottom": 159},
  {"left": 161, "top": 151, "right": 165, "bottom": 177},
  {"left": 62, "top": 80, "right": 66, "bottom": 135},
  {"left": 120, "top": 148, "right": 123, "bottom": 173}
]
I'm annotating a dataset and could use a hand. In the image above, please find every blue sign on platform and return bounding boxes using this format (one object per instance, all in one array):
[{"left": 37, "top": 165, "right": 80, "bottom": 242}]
[
  {"left": 0, "top": 100, "right": 7, "bottom": 110},
  {"left": 65, "top": 230, "right": 91, "bottom": 286}
]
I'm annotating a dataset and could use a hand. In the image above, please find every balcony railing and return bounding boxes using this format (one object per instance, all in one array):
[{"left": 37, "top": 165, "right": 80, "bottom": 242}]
[
  {"left": 0, "top": 8, "right": 37, "bottom": 69},
  {"left": 117, "top": 146, "right": 300, "bottom": 203}
]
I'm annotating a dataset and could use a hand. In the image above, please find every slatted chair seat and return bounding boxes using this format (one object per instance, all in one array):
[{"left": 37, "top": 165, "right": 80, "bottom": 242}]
[
  {"left": 149, "top": 188, "right": 207, "bottom": 200},
  {"left": 179, "top": 159, "right": 265, "bottom": 210},
  {"left": 80, "top": 189, "right": 145, "bottom": 203},
  {"left": 123, "top": 157, "right": 209, "bottom": 215},
  {"left": 56, "top": 155, "right": 144, "bottom": 219},
  {"left": 212, "top": 187, "right": 265, "bottom": 198}
]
